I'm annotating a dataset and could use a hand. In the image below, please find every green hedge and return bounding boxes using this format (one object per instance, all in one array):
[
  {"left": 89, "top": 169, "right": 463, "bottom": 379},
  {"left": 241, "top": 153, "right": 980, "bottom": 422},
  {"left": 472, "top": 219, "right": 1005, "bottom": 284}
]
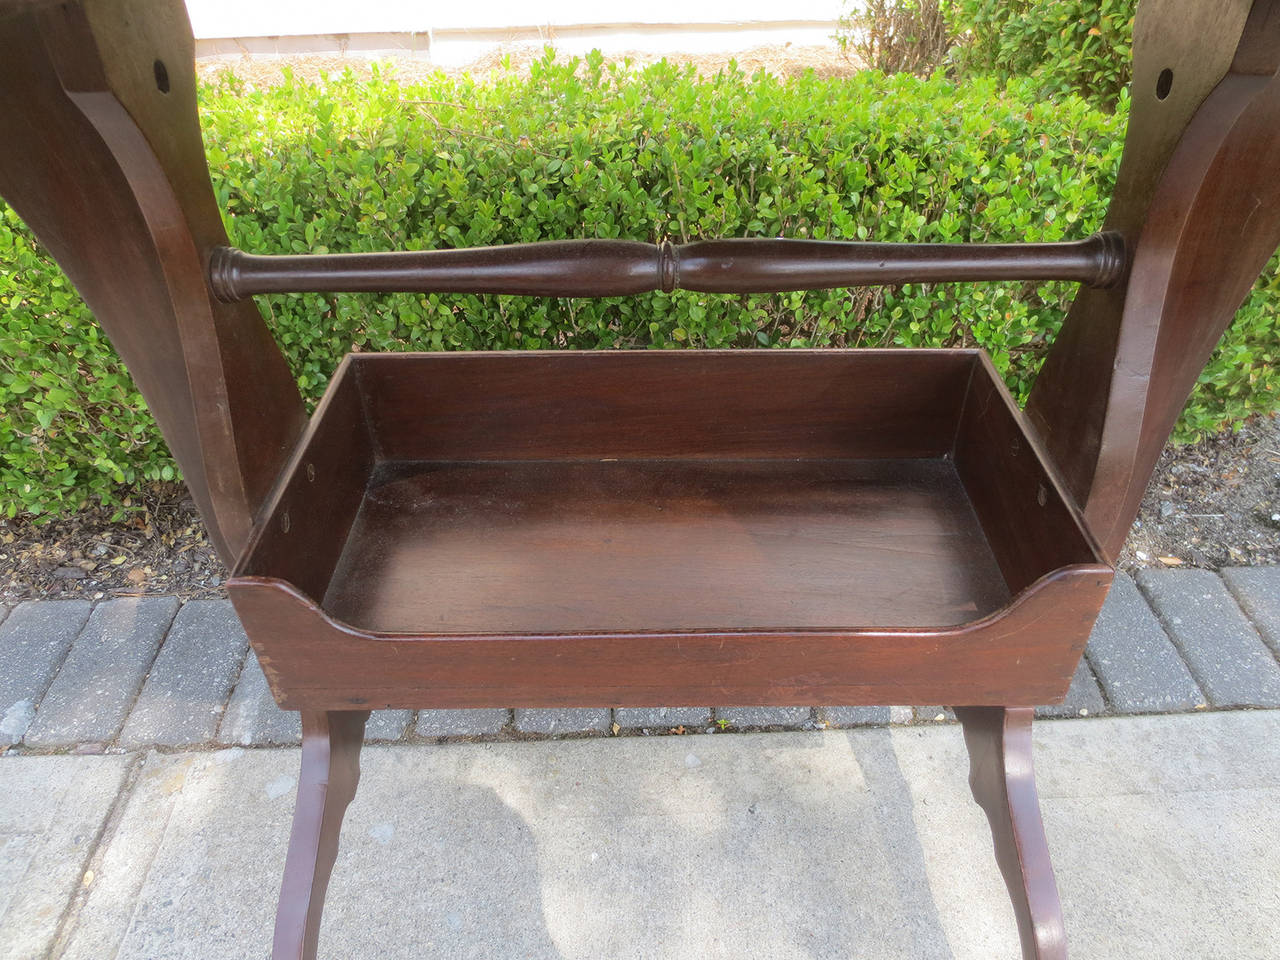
[
  {"left": 1, "top": 53, "right": 1277, "bottom": 519},
  {"left": 949, "top": 0, "right": 1136, "bottom": 111}
]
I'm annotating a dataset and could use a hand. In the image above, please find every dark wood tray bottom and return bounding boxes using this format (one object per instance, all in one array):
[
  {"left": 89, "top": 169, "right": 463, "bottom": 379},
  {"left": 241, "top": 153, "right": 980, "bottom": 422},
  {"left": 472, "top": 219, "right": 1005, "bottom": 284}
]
[{"left": 322, "top": 457, "right": 1011, "bottom": 634}]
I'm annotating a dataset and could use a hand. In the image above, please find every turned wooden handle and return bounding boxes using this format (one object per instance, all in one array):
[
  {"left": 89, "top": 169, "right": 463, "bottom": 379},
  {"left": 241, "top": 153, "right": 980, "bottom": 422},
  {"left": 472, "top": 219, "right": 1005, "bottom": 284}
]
[{"left": 209, "top": 233, "right": 1125, "bottom": 301}]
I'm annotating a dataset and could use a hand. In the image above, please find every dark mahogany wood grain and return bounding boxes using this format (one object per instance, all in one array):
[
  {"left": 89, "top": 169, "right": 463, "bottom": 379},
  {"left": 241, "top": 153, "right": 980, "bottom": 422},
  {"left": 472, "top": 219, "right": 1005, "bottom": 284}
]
[
  {"left": 956, "top": 707, "right": 1067, "bottom": 960},
  {"left": 231, "top": 565, "right": 1110, "bottom": 710},
  {"left": 1028, "top": 0, "right": 1280, "bottom": 558},
  {"left": 231, "top": 349, "right": 1109, "bottom": 707},
  {"left": 352, "top": 349, "right": 974, "bottom": 462},
  {"left": 0, "top": 2, "right": 305, "bottom": 562},
  {"left": 323, "top": 457, "right": 1012, "bottom": 634},
  {"left": 272, "top": 710, "right": 369, "bottom": 960},
  {"left": 208, "top": 233, "right": 1125, "bottom": 300}
]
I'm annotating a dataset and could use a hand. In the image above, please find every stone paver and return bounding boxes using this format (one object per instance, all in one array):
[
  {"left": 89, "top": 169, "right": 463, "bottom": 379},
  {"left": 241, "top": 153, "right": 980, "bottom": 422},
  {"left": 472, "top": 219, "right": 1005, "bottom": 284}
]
[
  {"left": 23, "top": 597, "right": 179, "bottom": 748},
  {"left": 1137, "top": 569, "right": 1280, "bottom": 708},
  {"left": 821, "top": 706, "right": 892, "bottom": 727},
  {"left": 914, "top": 707, "right": 956, "bottom": 723},
  {"left": 366, "top": 710, "right": 414, "bottom": 741},
  {"left": 1222, "top": 566, "right": 1280, "bottom": 656},
  {"left": 32, "top": 711, "right": 1280, "bottom": 960},
  {"left": 1036, "top": 656, "right": 1106, "bottom": 719},
  {"left": 513, "top": 708, "right": 611, "bottom": 735},
  {"left": 1085, "top": 573, "right": 1205, "bottom": 713},
  {"left": 0, "top": 754, "right": 130, "bottom": 960},
  {"left": 715, "top": 706, "right": 813, "bottom": 727},
  {"left": 219, "top": 650, "right": 301, "bottom": 746},
  {"left": 415, "top": 708, "right": 509, "bottom": 738},
  {"left": 0, "top": 599, "right": 91, "bottom": 745},
  {"left": 118, "top": 599, "right": 250, "bottom": 748},
  {"left": 218, "top": 652, "right": 409, "bottom": 744},
  {"left": 614, "top": 706, "right": 711, "bottom": 729}
]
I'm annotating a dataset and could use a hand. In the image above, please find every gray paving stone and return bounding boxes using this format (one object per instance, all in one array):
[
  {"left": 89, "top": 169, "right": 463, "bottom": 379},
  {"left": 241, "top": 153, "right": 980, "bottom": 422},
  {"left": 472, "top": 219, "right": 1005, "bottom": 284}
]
[
  {"left": 415, "top": 708, "right": 509, "bottom": 738},
  {"left": 614, "top": 706, "right": 711, "bottom": 728},
  {"left": 715, "top": 706, "right": 813, "bottom": 727},
  {"left": 118, "top": 600, "right": 250, "bottom": 748},
  {"left": 1085, "top": 573, "right": 1205, "bottom": 713},
  {"left": 218, "top": 650, "right": 300, "bottom": 746},
  {"left": 0, "top": 600, "right": 92, "bottom": 745},
  {"left": 1222, "top": 566, "right": 1280, "bottom": 656},
  {"left": 23, "top": 597, "right": 179, "bottom": 748},
  {"left": 820, "top": 706, "right": 891, "bottom": 727},
  {"left": 1137, "top": 569, "right": 1280, "bottom": 708},
  {"left": 365, "top": 710, "right": 413, "bottom": 741},
  {"left": 218, "top": 654, "right": 411, "bottom": 744},
  {"left": 1036, "top": 656, "right": 1106, "bottom": 719},
  {"left": 513, "top": 708, "right": 611, "bottom": 734},
  {"left": 914, "top": 707, "right": 956, "bottom": 723}
]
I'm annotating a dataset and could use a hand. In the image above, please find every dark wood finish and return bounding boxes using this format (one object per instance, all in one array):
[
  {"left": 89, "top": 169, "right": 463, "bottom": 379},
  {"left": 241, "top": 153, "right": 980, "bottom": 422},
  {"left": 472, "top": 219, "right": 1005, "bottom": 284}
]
[
  {"left": 0, "top": 2, "right": 305, "bottom": 561},
  {"left": 230, "top": 350, "right": 1110, "bottom": 709},
  {"left": 5, "top": 2, "right": 1280, "bottom": 958},
  {"left": 273, "top": 710, "right": 369, "bottom": 960},
  {"left": 234, "top": 568, "right": 1108, "bottom": 710},
  {"left": 956, "top": 707, "right": 1066, "bottom": 960},
  {"left": 208, "top": 233, "right": 1125, "bottom": 300},
  {"left": 1029, "top": 0, "right": 1280, "bottom": 558}
]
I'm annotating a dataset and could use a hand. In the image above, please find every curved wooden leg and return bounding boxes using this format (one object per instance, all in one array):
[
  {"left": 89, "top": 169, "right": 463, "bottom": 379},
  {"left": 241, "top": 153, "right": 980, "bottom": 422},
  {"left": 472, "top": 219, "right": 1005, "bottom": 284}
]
[
  {"left": 954, "top": 706, "right": 1066, "bottom": 960},
  {"left": 272, "top": 710, "right": 370, "bottom": 960}
]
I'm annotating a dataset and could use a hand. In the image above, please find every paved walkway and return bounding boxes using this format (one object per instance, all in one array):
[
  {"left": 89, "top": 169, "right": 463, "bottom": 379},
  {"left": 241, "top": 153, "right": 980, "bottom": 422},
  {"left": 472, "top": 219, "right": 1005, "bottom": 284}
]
[
  {"left": 2, "top": 567, "right": 1278, "bottom": 751},
  {"left": 3, "top": 711, "right": 1278, "bottom": 959},
  {"left": 1, "top": 567, "right": 1278, "bottom": 958}
]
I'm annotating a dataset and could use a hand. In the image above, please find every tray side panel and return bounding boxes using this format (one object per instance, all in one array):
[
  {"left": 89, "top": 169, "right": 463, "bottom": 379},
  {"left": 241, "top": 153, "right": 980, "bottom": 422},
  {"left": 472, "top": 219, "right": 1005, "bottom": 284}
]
[
  {"left": 229, "top": 566, "right": 1112, "bottom": 710},
  {"left": 954, "top": 358, "right": 1104, "bottom": 595},
  {"left": 237, "top": 363, "right": 375, "bottom": 602},
  {"left": 354, "top": 350, "right": 978, "bottom": 462}
]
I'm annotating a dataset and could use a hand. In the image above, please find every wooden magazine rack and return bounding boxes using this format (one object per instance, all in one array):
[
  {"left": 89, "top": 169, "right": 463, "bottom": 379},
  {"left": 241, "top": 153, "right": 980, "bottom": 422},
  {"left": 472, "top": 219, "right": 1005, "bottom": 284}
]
[{"left": 2, "top": 2, "right": 1279, "bottom": 957}]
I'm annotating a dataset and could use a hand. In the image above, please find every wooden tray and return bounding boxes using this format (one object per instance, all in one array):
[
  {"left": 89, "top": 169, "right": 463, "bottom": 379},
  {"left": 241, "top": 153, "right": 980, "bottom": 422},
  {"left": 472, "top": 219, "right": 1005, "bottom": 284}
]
[{"left": 229, "top": 349, "right": 1111, "bottom": 709}]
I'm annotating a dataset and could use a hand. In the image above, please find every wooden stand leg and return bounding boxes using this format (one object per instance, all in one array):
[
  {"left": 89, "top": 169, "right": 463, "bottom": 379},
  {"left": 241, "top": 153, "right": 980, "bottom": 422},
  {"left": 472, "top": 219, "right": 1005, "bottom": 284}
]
[
  {"left": 272, "top": 710, "right": 370, "bottom": 960},
  {"left": 954, "top": 706, "right": 1066, "bottom": 960}
]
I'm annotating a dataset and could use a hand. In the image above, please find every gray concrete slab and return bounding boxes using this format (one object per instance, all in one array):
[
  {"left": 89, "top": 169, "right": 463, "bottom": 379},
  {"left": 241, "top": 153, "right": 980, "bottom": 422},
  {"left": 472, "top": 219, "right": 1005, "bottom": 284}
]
[
  {"left": 1085, "top": 573, "right": 1205, "bottom": 713},
  {"left": 715, "top": 706, "right": 813, "bottom": 727},
  {"left": 0, "top": 754, "right": 131, "bottom": 960},
  {"left": 1222, "top": 565, "right": 1280, "bottom": 655},
  {"left": 118, "top": 599, "right": 250, "bottom": 748},
  {"left": 416, "top": 708, "right": 510, "bottom": 738},
  {"left": 0, "top": 599, "right": 91, "bottom": 745},
  {"left": 614, "top": 706, "right": 711, "bottom": 729},
  {"left": 218, "top": 650, "right": 301, "bottom": 746},
  {"left": 513, "top": 708, "right": 611, "bottom": 735},
  {"left": 23, "top": 597, "right": 179, "bottom": 748},
  {"left": 1036, "top": 656, "right": 1106, "bottom": 719},
  {"left": 819, "top": 706, "right": 891, "bottom": 727},
  {"left": 1137, "top": 569, "right": 1280, "bottom": 707},
  {"left": 44, "top": 712, "right": 1280, "bottom": 960}
]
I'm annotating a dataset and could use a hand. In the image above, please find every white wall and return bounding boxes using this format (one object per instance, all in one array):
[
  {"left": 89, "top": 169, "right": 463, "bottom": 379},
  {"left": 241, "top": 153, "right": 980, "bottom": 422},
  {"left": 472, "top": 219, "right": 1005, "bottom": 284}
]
[{"left": 186, "top": 0, "right": 849, "bottom": 64}]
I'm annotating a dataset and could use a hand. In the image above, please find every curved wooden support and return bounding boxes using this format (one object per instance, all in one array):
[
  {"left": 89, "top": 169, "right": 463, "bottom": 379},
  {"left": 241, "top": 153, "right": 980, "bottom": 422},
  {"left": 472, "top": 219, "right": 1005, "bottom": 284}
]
[
  {"left": 1028, "top": 0, "right": 1280, "bottom": 558},
  {"left": 954, "top": 706, "right": 1066, "bottom": 960},
  {"left": 273, "top": 710, "right": 370, "bottom": 960}
]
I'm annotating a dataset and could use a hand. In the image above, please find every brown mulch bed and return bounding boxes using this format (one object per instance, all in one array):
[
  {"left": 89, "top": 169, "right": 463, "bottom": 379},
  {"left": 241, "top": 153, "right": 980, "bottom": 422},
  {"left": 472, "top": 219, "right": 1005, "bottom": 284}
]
[{"left": 1, "top": 415, "right": 1275, "bottom": 602}]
